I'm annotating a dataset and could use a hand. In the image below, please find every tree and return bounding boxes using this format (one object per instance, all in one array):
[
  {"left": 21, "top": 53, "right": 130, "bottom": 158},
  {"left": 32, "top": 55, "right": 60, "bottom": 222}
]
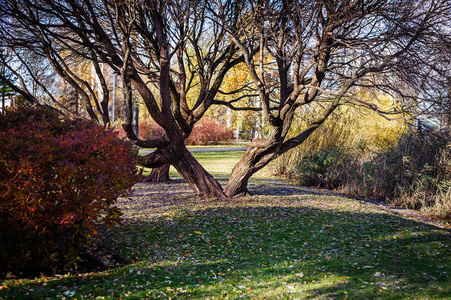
[
  {"left": 0, "top": 50, "right": 16, "bottom": 112},
  {"left": 0, "top": 8, "right": 117, "bottom": 123},
  {"left": 211, "top": 0, "right": 451, "bottom": 196},
  {"left": 0, "top": 0, "right": 450, "bottom": 198},
  {"left": 0, "top": 71, "right": 14, "bottom": 113},
  {"left": 0, "top": 0, "right": 247, "bottom": 197}
]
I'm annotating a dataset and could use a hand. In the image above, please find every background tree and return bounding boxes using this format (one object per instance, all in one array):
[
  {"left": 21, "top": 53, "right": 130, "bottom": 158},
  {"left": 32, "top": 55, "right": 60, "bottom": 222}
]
[
  {"left": 0, "top": 40, "right": 113, "bottom": 124},
  {"left": 0, "top": 51, "right": 15, "bottom": 113}
]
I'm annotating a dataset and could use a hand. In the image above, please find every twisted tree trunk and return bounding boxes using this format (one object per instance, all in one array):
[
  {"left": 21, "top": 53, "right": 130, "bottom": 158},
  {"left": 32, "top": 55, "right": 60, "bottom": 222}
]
[{"left": 224, "top": 139, "right": 279, "bottom": 197}]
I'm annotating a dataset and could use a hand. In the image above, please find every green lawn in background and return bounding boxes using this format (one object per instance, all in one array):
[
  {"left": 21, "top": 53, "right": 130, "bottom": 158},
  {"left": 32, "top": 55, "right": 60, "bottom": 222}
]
[
  {"left": 191, "top": 151, "right": 246, "bottom": 179},
  {"left": 142, "top": 150, "right": 247, "bottom": 179}
]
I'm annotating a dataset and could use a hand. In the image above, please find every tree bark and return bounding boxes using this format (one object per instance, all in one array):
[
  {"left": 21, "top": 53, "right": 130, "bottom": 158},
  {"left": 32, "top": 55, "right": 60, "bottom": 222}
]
[
  {"left": 138, "top": 142, "right": 226, "bottom": 197},
  {"left": 169, "top": 147, "right": 226, "bottom": 198},
  {"left": 144, "top": 164, "right": 170, "bottom": 182},
  {"left": 224, "top": 120, "right": 325, "bottom": 197},
  {"left": 224, "top": 139, "right": 278, "bottom": 197},
  {"left": 223, "top": 162, "right": 253, "bottom": 197}
]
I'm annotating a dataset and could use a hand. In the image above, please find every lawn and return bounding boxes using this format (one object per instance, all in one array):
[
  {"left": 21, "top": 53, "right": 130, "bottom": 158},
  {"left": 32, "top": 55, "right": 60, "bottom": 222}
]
[
  {"left": 1, "top": 152, "right": 450, "bottom": 299},
  {"left": 148, "top": 150, "right": 256, "bottom": 180}
]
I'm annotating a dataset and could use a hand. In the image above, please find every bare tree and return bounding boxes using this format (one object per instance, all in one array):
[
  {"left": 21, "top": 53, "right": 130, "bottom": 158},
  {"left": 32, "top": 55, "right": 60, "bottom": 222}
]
[
  {"left": 0, "top": 0, "right": 248, "bottom": 197},
  {"left": 0, "top": 9, "right": 114, "bottom": 123},
  {"left": 210, "top": 0, "right": 451, "bottom": 196}
]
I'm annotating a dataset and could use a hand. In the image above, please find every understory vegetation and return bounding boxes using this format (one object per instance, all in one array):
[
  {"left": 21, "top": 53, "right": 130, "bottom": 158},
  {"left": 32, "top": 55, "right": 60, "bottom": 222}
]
[
  {"left": 270, "top": 105, "right": 451, "bottom": 220},
  {"left": 295, "top": 134, "right": 450, "bottom": 218},
  {"left": 115, "top": 117, "right": 234, "bottom": 146},
  {"left": 1, "top": 122, "right": 449, "bottom": 298},
  {"left": 0, "top": 105, "right": 141, "bottom": 275}
]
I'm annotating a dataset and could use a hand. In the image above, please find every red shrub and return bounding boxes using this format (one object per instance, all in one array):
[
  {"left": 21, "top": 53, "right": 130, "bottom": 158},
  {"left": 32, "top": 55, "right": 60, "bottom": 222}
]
[
  {"left": 138, "top": 119, "right": 165, "bottom": 140},
  {"left": 113, "top": 119, "right": 165, "bottom": 140},
  {"left": 0, "top": 105, "right": 141, "bottom": 274},
  {"left": 186, "top": 117, "right": 233, "bottom": 145},
  {"left": 115, "top": 117, "right": 232, "bottom": 146}
]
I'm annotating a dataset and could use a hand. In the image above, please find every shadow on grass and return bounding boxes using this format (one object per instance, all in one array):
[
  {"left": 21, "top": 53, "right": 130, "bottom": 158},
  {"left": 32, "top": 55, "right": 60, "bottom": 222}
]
[
  {"left": 247, "top": 179, "right": 323, "bottom": 197},
  {"left": 2, "top": 201, "right": 449, "bottom": 299}
]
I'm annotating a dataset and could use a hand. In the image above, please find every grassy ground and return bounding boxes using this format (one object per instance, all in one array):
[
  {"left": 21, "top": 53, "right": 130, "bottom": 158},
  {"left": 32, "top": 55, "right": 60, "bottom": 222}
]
[
  {"left": 148, "top": 150, "right": 258, "bottom": 180},
  {"left": 1, "top": 152, "right": 450, "bottom": 299},
  {"left": 160, "top": 150, "right": 269, "bottom": 180}
]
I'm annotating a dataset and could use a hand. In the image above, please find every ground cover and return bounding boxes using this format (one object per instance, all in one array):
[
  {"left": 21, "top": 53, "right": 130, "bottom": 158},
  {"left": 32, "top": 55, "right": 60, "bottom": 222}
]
[
  {"left": 1, "top": 179, "right": 449, "bottom": 299},
  {"left": 162, "top": 150, "right": 252, "bottom": 179},
  {"left": 1, "top": 152, "right": 450, "bottom": 299},
  {"left": 140, "top": 148, "right": 248, "bottom": 179}
]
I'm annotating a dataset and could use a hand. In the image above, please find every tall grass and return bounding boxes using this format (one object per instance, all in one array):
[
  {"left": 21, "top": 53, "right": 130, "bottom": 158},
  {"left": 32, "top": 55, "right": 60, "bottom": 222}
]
[
  {"left": 285, "top": 132, "right": 451, "bottom": 220},
  {"left": 268, "top": 97, "right": 450, "bottom": 220},
  {"left": 268, "top": 101, "right": 406, "bottom": 177},
  {"left": 391, "top": 137, "right": 451, "bottom": 219}
]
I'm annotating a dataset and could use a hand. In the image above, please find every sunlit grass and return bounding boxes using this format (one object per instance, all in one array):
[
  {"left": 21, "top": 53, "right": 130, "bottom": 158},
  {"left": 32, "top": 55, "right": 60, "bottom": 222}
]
[
  {"left": 141, "top": 150, "right": 249, "bottom": 179},
  {"left": 190, "top": 151, "right": 246, "bottom": 179},
  {"left": 1, "top": 181, "right": 449, "bottom": 299}
]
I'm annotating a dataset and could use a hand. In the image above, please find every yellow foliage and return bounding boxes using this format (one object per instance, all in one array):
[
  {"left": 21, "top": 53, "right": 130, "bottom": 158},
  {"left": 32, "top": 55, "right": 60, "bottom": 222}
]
[
  {"left": 292, "top": 91, "right": 407, "bottom": 154},
  {"left": 269, "top": 88, "right": 408, "bottom": 175}
]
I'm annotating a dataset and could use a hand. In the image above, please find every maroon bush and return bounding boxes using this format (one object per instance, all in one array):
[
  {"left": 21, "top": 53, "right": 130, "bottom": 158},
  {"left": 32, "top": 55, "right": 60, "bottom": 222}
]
[
  {"left": 0, "top": 105, "right": 141, "bottom": 274},
  {"left": 138, "top": 118, "right": 165, "bottom": 140},
  {"left": 113, "top": 118, "right": 164, "bottom": 140},
  {"left": 186, "top": 117, "right": 233, "bottom": 145},
  {"left": 115, "top": 117, "right": 232, "bottom": 146}
]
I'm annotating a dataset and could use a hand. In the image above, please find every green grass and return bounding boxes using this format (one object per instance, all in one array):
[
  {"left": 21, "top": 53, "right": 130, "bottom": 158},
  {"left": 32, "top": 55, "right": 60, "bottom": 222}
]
[
  {"left": 1, "top": 152, "right": 450, "bottom": 299},
  {"left": 142, "top": 150, "right": 247, "bottom": 180},
  {"left": 189, "top": 151, "right": 247, "bottom": 179},
  {"left": 1, "top": 186, "right": 449, "bottom": 299}
]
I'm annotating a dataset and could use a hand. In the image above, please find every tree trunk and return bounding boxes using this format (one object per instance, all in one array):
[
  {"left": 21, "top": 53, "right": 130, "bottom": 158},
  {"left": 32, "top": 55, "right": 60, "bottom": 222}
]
[
  {"left": 138, "top": 144, "right": 225, "bottom": 197},
  {"left": 224, "top": 162, "right": 253, "bottom": 197},
  {"left": 224, "top": 139, "right": 278, "bottom": 197},
  {"left": 170, "top": 147, "right": 226, "bottom": 198},
  {"left": 144, "top": 164, "right": 170, "bottom": 182}
]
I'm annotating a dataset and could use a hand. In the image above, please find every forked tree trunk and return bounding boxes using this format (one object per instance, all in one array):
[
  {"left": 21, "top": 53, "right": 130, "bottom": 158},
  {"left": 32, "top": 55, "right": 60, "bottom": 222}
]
[
  {"left": 225, "top": 119, "right": 326, "bottom": 197},
  {"left": 137, "top": 143, "right": 225, "bottom": 197},
  {"left": 145, "top": 164, "right": 170, "bottom": 182}
]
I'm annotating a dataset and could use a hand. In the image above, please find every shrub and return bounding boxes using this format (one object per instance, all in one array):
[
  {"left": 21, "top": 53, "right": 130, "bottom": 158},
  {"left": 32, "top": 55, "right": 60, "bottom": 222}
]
[
  {"left": 295, "top": 146, "right": 357, "bottom": 189},
  {"left": 354, "top": 133, "right": 449, "bottom": 200},
  {"left": 113, "top": 118, "right": 165, "bottom": 140},
  {"left": 299, "top": 132, "right": 451, "bottom": 220},
  {"left": 138, "top": 118, "right": 165, "bottom": 140},
  {"left": 115, "top": 117, "right": 233, "bottom": 146},
  {"left": 186, "top": 117, "right": 233, "bottom": 145},
  {"left": 387, "top": 133, "right": 450, "bottom": 218},
  {"left": 0, "top": 105, "right": 142, "bottom": 275}
]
